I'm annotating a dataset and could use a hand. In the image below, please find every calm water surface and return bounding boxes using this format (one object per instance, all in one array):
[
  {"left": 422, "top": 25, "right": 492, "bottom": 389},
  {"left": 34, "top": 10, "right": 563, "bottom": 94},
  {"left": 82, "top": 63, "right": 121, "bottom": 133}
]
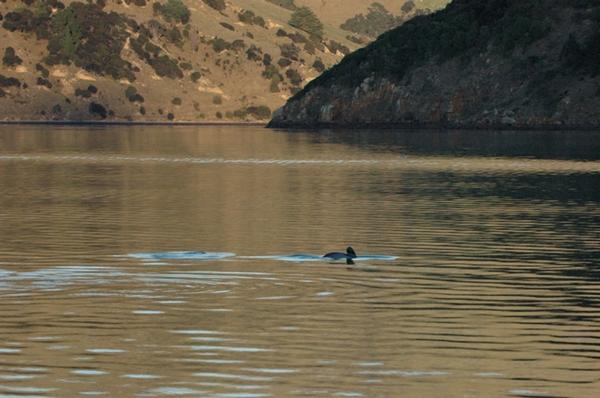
[{"left": 0, "top": 126, "right": 599, "bottom": 398}]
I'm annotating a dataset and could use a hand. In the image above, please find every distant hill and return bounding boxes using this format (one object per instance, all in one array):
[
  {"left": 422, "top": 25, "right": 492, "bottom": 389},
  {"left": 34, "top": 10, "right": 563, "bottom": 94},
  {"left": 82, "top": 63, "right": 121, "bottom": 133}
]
[
  {"left": 0, "top": 0, "right": 441, "bottom": 122},
  {"left": 270, "top": 0, "right": 600, "bottom": 129}
]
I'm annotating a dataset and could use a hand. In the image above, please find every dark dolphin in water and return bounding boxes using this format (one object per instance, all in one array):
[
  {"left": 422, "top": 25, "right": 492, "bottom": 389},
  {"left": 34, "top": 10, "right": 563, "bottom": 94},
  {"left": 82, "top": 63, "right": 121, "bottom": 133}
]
[{"left": 323, "top": 246, "right": 357, "bottom": 265}]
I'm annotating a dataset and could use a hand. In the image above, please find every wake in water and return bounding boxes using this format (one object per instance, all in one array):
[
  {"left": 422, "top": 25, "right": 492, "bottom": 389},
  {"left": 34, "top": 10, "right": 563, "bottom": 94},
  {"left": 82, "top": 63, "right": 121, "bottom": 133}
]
[
  {"left": 127, "top": 251, "right": 397, "bottom": 263},
  {"left": 128, "top": 251, "right": 236, "bottom": 261}
]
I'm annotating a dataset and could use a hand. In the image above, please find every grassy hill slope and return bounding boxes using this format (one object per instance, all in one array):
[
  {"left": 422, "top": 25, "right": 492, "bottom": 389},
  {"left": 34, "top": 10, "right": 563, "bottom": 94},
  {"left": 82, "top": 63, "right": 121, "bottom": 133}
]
[{"left": 0, "top": 0, "right": 442, "bottom": 122}]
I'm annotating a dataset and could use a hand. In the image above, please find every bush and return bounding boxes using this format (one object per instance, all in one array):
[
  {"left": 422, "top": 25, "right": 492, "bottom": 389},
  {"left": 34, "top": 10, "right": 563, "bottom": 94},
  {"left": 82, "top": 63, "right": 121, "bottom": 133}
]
[
  {"left": 289, "top": 7, "right": 323, "bottom": 38},
  {"left": 172, "top": 97, "right": 182, "bottom": 105},
  {"left": 191, "top": 71, "right": 202, "bottom": 82},
  {"left": 0, "top": 74, "right": 21, "bottom": 88},
  {"left": 203, "top": 0, "right": 225, "bottom": 11},
  {"left": 89, "top": 102, "right": 108, "bottom": 118},
  {"left": 125, "top": 85, "right": 145, "bottom": 102},
  {"left": 262, "top": 64, "right": 280, "bottom": 79},
  {"left": 220, "top": 22, "right": 235, "bottom": 31},
  {"left": 312, "top": 58, "right": 325, "bottom": 72},
  {"left": 286, "top": 68, "right": 302, "bottom": 85},
  {"left": 212, "top": 37, "right": 231, "bottom": 52},
  {"left": 75, "top": 87, "right": 92, "bottom": 97},
  {"left": 44, "top": 3, "right": 135, "bottom": 81},
  {"left": 148, "top": 55, "right": 183, "bottom": 78},
  {"left": 2, "top": 47, "right": 22, "bottom": 67},
  {"left": 278, "top": 58, "right": 292, "bottom": 67},
  {"left": 263, "top": 53, "right": 272, "bottom": 66},
  {"left": 238, "top": 10, "right": 265, "bottom": 27},
  {"left": 37, "top": 77, "right": 53, "bottom": 89},
  {"left": 280, "top": 43, "right": 300, "bottom": 60},
  {"left": 246, "top": 105, "right": 271, "bottom": 119},
  {"left": 267, "top": 0, "right": 297, "bottom": 11},
  {"left": 212, "top": 95, "right": 222, "bottom": 104},
  {"left": 154, "top": 0, "right": 190, "bottom": 24},
  {"left": 340, "top": 2, "right": 403, "bottom": 38},
  {"left": 270, "top": 75, "right": 281, "bottom": 92},
  {"left": 36, "top": 63, "right": 50, "bottom": 78}
]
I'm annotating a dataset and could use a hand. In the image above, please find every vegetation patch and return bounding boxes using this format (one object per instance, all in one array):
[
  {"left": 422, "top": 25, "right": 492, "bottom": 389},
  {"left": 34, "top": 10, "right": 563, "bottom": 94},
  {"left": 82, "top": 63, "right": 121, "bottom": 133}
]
[
  {"left": 125, "top": 85, "right": 145, "bottom": 102},
  {"left": 2, "top": 47, "right": 22, "bottom": 67},
  {"left": 43, "top": 2, "right": 135, "bottom": 81},
  {"left": 238, "top": 10, "right": 265, "bottom": 27},
  {"left": 89, "top": 102, "right": 107, "bottom": 118},
  {"left": 131, "top": 26, "right": 183, "bottom": 78},
  {"left": 289, "top": 7, "right": 323, "bottom": 38},
  {"left": 285, "top": 68, "right": 302, "bottom": 85},
  {"left": 190, "top": 71, "right": 202, "bottom": 82},
  {"left": 153, "top": 0, "right": 190, "bottom": 24},
  {"left": 340, "top": 2, "right": 404, "bottom": 38},
  {"left": 266, "top": 0, "right": 297, "bottom": 11},
  {"left": 36, "top": 77, "right": 52, "bottom": 88},
  {"left": 202, "top": 0, "right": 225, "bottom": 12},
  {"left": 0, "top": 74, "right": 21, "bottom": 88},
  {"left": 36, "top": 63, "right": 50, "bottom": 78}
]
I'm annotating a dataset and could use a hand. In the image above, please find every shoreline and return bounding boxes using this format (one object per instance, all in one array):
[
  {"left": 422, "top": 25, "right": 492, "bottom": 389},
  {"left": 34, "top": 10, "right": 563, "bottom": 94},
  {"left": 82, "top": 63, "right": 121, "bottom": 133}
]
[
  {"left": 0, "top": 120, "right": 267, "bottom": 127},
  {"left": 266, "top": 120, "right": 600, "bottom": 131}
]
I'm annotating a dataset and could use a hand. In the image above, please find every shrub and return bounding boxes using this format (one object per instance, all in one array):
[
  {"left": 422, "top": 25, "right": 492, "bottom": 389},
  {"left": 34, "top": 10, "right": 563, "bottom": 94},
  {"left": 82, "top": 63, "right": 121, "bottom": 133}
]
[
  {"left": 44, "top": 3, "right": 135, "bottom": 81},
  {"left": 212, "top": 95, "right": 222, "bottom": 104},
  {"left": 36, "top": 63, "right": 50, "bottom": 78},
  {"left": 270, "top": 75, "right": 281, "bottom": 92},
  {"left": 203, "top": 0, "right": 225, "bottom": 11},
  {"left": 89, "top": 102, "right": 108, "bottom": 118},
  {"left": 172, "top": 97, "right": 182, "bottom": 105},
  {"left": 125, "top": 85, "right": 145, "bottom": 102},
  {"left": 37, "top": 77, "right": 53, "bottom": 88},
  {"left": 0, "top": 74, "right": 21, "bottom": 88},
  {"left": 312, "top": 58, "right": 325, "bottom": 72},
  {"left": 280, "top": 43, "right": 300, "bottom": 60},
  {"left": 262, "top": 64, "right": 280, "bottom": 79},
  {"left": 340, "top": 2, "right": 403, "bottom": 38},
  {"left": 246, "top": 45, "right": 262, "bottom": 61},
  {"left": 267, "top": 0, "right": 297, "bottom": 11},
  {"left": 246, "top": 105, "right": 271, "bottom": 119},
  {"left": 2, "top": 47, "right": 22, "bottom": 67},
  {"left": 212, "top": 37, "right": 231, "bottom": 52},
  {"left": 286, "top": 68, "right": 302, "bottom": 85},
  {"left": 238, "top": 10, "right": 265, "bottom": 27},
  {"left": 263, "top": 53, "right": 272, "bottom": 66},
  {"left": 289, "top": 7, "right": 323, "bottom": 38},
  {"left": 75, "top": 87, "right": 92, "bottom": 97},
  {"left": 167, "top": 112, "right": 175, "bottom": 120},
  {"left": 220, "top": 22, "right": 235, "bottom": 31},
  {"left": 191, "top": 71, "right": 202, "bottom": 82},
  {"left": 277, "top": 58, "right": 292, "bottom": 67},
  {"left": 154, "top": 0, "right": 190, "bottom": 24},
  {"left": 148, "top": 55, "right": 183, "bottom": 78}
]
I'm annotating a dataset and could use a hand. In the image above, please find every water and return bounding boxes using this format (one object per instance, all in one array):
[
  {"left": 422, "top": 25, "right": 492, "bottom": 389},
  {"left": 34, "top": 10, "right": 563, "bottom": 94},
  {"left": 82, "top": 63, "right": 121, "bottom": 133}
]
[{"left": 0, "top": 125, "right": 599, "bottom": 398}]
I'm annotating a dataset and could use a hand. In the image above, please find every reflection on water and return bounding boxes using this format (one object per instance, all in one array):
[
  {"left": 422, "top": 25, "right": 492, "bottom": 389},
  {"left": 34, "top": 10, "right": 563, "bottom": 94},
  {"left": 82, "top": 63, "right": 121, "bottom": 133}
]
[{"left": 0, "top": 125, "right": 599, "bottom": 398}]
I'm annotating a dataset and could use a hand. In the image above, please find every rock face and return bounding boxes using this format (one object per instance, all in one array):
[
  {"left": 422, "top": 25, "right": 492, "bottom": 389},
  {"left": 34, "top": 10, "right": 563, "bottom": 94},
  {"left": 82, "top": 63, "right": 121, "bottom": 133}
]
[{"left": 270, "top": 0, "right": 600, "bottom": 129}]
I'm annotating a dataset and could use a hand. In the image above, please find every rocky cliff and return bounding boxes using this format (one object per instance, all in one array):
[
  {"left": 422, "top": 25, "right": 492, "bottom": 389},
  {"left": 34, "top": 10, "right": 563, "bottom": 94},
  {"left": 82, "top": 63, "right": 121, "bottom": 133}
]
[{"left": 269, "top": 0, "right": 600, "bottom": 129}]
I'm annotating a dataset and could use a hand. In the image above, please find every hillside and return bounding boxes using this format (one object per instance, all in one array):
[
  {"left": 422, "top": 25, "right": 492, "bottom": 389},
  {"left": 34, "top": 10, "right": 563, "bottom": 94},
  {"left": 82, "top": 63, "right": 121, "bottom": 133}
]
[
  {"left": 0, "top": 0, "right": 439, "bottom": 122},
  {"left": 270, "top": 0, "right": 600, "bottom": 129}
]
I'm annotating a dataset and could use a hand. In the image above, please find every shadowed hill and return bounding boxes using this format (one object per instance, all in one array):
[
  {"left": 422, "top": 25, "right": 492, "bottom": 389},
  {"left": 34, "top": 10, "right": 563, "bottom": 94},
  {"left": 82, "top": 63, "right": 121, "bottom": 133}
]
[{"left": 269, "top": 0, "right": 600, "bottom": 129}]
